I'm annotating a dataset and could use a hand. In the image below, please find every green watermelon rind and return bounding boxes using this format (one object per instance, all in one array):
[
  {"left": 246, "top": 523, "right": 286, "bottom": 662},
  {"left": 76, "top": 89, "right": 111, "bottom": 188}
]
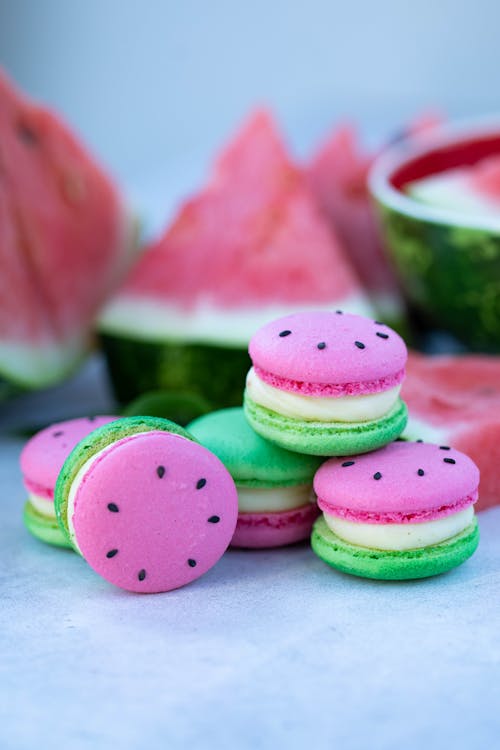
[
  {"left": 100, "top": 332, "right": 250, "bottom": 410},
  {"left": 375, "top": 200, "right": 500, "bottom": 352}
]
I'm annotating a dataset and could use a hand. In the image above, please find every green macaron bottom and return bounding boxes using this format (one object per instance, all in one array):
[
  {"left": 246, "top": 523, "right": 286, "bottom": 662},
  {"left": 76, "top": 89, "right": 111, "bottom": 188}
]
[
  {"left": 243, "top": 395, "right": 408, "bottom": 456},
  {"left": 54, "top": 416, "right": 195, "bottom": 548},
  {"left": 311, "top": 515, "right": 479, "bottom": 580},
  {"left": 23, "top": 500, "right": 73, "bottom": 549}
]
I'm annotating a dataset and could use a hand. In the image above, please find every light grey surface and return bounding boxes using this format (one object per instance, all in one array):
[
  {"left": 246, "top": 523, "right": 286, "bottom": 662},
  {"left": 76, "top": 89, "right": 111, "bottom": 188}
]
[{"left": 1, "top": 365, "right": 500, "bottom": 749}]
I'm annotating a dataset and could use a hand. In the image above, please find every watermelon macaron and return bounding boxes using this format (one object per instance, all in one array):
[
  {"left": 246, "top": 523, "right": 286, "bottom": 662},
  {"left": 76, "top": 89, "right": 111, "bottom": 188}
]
[
  {"left": 188, "top": 407, "right": 323, "bottom": 548},
  {"left": 311, "top": 441, "right": 480, "bottom": 580},
  {"left": 20, "top": 416, "right": 118, "bottom": 548},
  {"left": 244, "top": 311, "right": 408, "bottom": 456},
  {"left": 54, "top": 417, "right": 238, "bottom": 593}
]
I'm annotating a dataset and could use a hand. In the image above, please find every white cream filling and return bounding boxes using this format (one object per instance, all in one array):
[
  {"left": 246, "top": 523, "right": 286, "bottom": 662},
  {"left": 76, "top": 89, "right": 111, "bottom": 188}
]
[
  {"left": 246, "top": 368, "right": 401, "bottom": 422},
  {"left": 237, "top": 484, "right": 315, "bottom": 513},
  {"left": 28, "top": 493, "right": 56, "bottom": 519},
  {"left": 324, "top": 505, "right": 474, "bottom": 551},
  {"left": 98, "top": 294, "right": 375, "bottom": 346}
]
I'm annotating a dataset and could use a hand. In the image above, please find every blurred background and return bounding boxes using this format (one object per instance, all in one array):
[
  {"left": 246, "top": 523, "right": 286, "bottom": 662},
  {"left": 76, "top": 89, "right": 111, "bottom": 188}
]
[{"left": 1, "top": 0, "right": 500, "bottom": 229}]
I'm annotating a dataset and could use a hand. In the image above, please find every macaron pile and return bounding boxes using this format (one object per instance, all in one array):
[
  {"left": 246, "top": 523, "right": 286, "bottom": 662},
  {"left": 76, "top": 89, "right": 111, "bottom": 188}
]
[{"left": 19, "top": 310, "right": 480, "bottom": 590}]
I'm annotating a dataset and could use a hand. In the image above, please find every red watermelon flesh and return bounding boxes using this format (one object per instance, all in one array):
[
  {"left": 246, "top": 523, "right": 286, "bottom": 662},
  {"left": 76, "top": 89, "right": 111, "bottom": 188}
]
[
  {"left": 402, "top": 351, "right": 500, "bottom": 511},
  {"left": 110, "top": 110, "right": 367, "bottom": 312},
  {"left": 0, "top": 71, "right": 132, "bottom": 387}
]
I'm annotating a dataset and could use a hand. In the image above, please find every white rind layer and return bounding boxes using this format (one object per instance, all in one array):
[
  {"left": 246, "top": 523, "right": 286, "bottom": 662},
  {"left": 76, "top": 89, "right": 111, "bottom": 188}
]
[
  {"left": 246, "top": 368, "right": 401, "bottom": 423},
  {"left": 324, "top": 506, "right": 474, "bottom": 551},
  {"left": 28, "top": 493, "right": 56, "bottom": 519},
  {"left": 237, "top": 484, "right": 315, "bottom": 513},
  {"left": 408, "top": 172, "right": 500, "bottom": 218},
  {"left": 98, "top": 294, "right": 375, "bottom": 346},
  {"left": 0, "top": 337, "right": 86, "bottom": 388}
]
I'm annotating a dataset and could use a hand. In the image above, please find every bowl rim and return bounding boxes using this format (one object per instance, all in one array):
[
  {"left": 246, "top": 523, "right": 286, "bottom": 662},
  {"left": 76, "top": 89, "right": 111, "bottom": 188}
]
[{"left": 368, "top": 115, "right": 500, "bottom": 233}]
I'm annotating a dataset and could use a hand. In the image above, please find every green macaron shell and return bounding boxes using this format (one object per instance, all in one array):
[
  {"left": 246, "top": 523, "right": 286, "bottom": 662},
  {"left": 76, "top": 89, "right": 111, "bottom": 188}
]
[
  {"left": 243, "top": 396, "right": 408, "bottom": 457},
  {"left": 311, "top": 515, "right": 479, "bottom": 580},
  {"left": 54, "top": 416, "right": 195, "bottom": 547},
  {"left": 188, "top": 407, "right": 323, "bottom": 487},
  {"left": 23, "top": 501, "right": 73, "bottom": 549}
]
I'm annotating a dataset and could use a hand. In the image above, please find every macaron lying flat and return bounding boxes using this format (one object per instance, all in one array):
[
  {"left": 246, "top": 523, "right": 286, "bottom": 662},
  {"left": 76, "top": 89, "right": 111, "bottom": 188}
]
[
  {"left": 55, "top": 416, "right": 238, "bottom": 593},
  {"left": 20, "top": 416, "right": 117, "bottom": 547},
  {"left": 188, "top": 407, "right": 323, "bottom": 548},
  {"left": 244, "top": 311, "right": 408, "bottom": 456},
  {"left": 311, "top": 441, "right": 479, "bottom": 580}
]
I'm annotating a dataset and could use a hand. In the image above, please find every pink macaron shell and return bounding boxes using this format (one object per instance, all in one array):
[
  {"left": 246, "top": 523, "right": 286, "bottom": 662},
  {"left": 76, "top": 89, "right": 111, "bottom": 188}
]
[
  {"left": 314, "top": 441, "right": 479, "bottom": 523},
  {"left": 71, "top": 431, "right": 238, "bottom": 593},
  {"left": 20, "top": 416, "right": 118, "bottom": 495},
  {"left": 230, "top": 503, "right": 319, "bottom": 548},
  {"left": 248, "top": 311, "right": 407, "bottom": 387}
]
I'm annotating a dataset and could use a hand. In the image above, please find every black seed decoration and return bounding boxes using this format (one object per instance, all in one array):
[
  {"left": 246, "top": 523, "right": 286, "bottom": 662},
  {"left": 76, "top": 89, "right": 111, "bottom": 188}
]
[
  {"left": 417, "top": 469, "right": 425, "bottom": 476},
  {"left": 138, "top": 569, "right": 146, "bottom": 581},
  {"left": 317, "top": 342, "right": 327, "bottom": 350},
  {"left": 188, "top": 559, "right": 197, "bottom": 568},
  {"left": 355, "top": 341, "right": 365, "bottom": 349},
  {"left": 374, "top": 320, "right": 384, "bottom": 325},
  {"left": 106, "top": 549, "right": 118, "bottom": 558},
  {"left": 341, "top": 461, "right": 355, "bottom": 467},
  {"left": 440, "top": 445, "right": 451, "bottom": 450},
  {"left": 373, "top": 472, "right": 382, "bottom": 480},
  {"left": 376, "top": 332, "right": 389, "bottom": 339},
  {"left": 156, "top": 465, "right": 166, "bottom": 479},
  {"left": 279, "top": 330, "right": 291, "bottom": 337},
  {"left": 335, "top": 310, "right": 343, "bottom": 314},
  {"left": 444, "top": 458, "right": 456, "bottom": 465},
  {"left": 53, "top": 430, "right": 64, "bottom": 437},
  {"left": 107, "top": 503, "right": 119, "bottom": 513},
  {"left": 88, "top": 416, "right": 97, "bottom": 422},
  {"left": 416, "top": 439, "right": 424, "bottom": 443},
  {"left": 196, "top": 478, "right": 207, "bottom": 489},
  {"left": 208, "top": 515, "right": 220, "bottom": 523}
]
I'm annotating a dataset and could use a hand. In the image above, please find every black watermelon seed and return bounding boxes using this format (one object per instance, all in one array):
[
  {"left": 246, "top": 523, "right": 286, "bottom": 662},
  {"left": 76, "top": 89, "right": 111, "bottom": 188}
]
[
  {"left": 106, "top": 549, "right": 118, "bottom": 558},
  {"left": 416, "top": 439, "right": 423, "bottom": 443},
  {"left": 156, "top": 465, "right": 166, "bottom": 479},
  {"left": 279, "top": 330, "right": 291, "bottom": 337},
  {"left": 188, "top": 559, "right": 197, "bottom": 567},
  {"left": 376, "top": 332, "right": 389, "bottom": 339},
  {"left": 196, "top": 478, "right": 207, "bottom": 489},
  {"left": 53, "top": 431, "right": 64, "bottom": 437},
  {"left": 355, "top": 341, "right": 365, "bottom": 349},
  {"left": 335, "top": 309, "right": 343, "bottom": 314},
  {"left": 138, "top": 569, "right": 146, "bottom": 581},
  {"left": 17, "top": 123, "right": 38, "bottom": 145},
  {"left": 440, "top": 445, "right": 451, "bottom": 450},
  {"left": 341, "top": 461, "right": 355, "bottom": 467},
  {"left": 373, "top": 472, "right": 382, "bottom": 480},
  {"left": 107, "top": 503, "right": 119, "bottom": 513},
  {"left": 417, "top": 469, "right": 425, "bottom": 476},
  {"left": 317, "top": 342, "right": 326, "bottom": 350},
  {"left": 208, "top": 515, "right": 220, "bottom": 523},
  {"left": 444, "top": 458, "right": 456, "bottom": 465}
]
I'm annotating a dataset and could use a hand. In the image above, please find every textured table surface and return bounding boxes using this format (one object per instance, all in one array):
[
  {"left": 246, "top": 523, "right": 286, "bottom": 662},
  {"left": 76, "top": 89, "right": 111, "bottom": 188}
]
[{"left": 1, "top": 360, "right": 499, "bottom": 750}]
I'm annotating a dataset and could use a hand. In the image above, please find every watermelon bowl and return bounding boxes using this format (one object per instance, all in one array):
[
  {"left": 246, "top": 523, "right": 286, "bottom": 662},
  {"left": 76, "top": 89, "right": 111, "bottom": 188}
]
[{"left": 369, "top": 119, "right": 500, "bottom": 353}]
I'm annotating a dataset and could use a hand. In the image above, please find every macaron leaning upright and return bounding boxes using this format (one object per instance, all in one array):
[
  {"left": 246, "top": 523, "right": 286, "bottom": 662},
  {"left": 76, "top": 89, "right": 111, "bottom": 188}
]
[
  {"left": 188, "top": 407, "right": 323, "bottom": 548},
  {"left": 244, "top": 310, "right": 408, "bottom": 456},
  {"left": 20, "top": 416, "right": 118, "bottom": 548},
  {"left": 311, "top": 441, "right": 480, "bottom": 580},
  {"left": 54, "top": 416, "right": 238, "bottom": 593}
]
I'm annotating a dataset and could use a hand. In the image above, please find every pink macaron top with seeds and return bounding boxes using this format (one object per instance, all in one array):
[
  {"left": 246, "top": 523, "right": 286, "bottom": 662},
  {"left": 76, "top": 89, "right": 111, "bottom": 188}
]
[
  {"left": 314, "top": 441, "right": 479, "bottom": 524},
  {"left": 20, "top": 416, "right": 118, "bottom": 498},
  {"left": 70, "top": 430, "right": 238, "bottom": 593},
  {"left": 248, "top": 311, "right": 407, "bottom": 394}
]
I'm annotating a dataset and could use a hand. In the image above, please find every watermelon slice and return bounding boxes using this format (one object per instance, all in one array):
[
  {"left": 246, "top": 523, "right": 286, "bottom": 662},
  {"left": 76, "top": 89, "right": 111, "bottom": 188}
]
[
  {"left": 0, "top": 70, "right": 134, "bottom": 394},
  {"left": 402, "top": 351, "right": 500, "bottom": 511},
  {"left": 408, "top": 154, "right": 500, "bottom": 218},
  {"left": 99, "top": 110, "right": 373, "bottom": 408}
]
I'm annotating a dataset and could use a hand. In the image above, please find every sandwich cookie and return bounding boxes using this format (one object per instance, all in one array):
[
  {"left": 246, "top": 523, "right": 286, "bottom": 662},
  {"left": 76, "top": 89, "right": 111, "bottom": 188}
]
[
  {"left": 20, "top": 416, "right": 117, "bottom": 548},
  {"left": 311, "top": 441, "right": 480, "bottom": 580},
  {"left": 54, "top": 416, "right": 238, "bottom": 593},
  {"left": 188, "top": 407, "right": 323, "bottom": 548},
  {"left": 244, "top": 310, "right": 408, "bottom": 456}
]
